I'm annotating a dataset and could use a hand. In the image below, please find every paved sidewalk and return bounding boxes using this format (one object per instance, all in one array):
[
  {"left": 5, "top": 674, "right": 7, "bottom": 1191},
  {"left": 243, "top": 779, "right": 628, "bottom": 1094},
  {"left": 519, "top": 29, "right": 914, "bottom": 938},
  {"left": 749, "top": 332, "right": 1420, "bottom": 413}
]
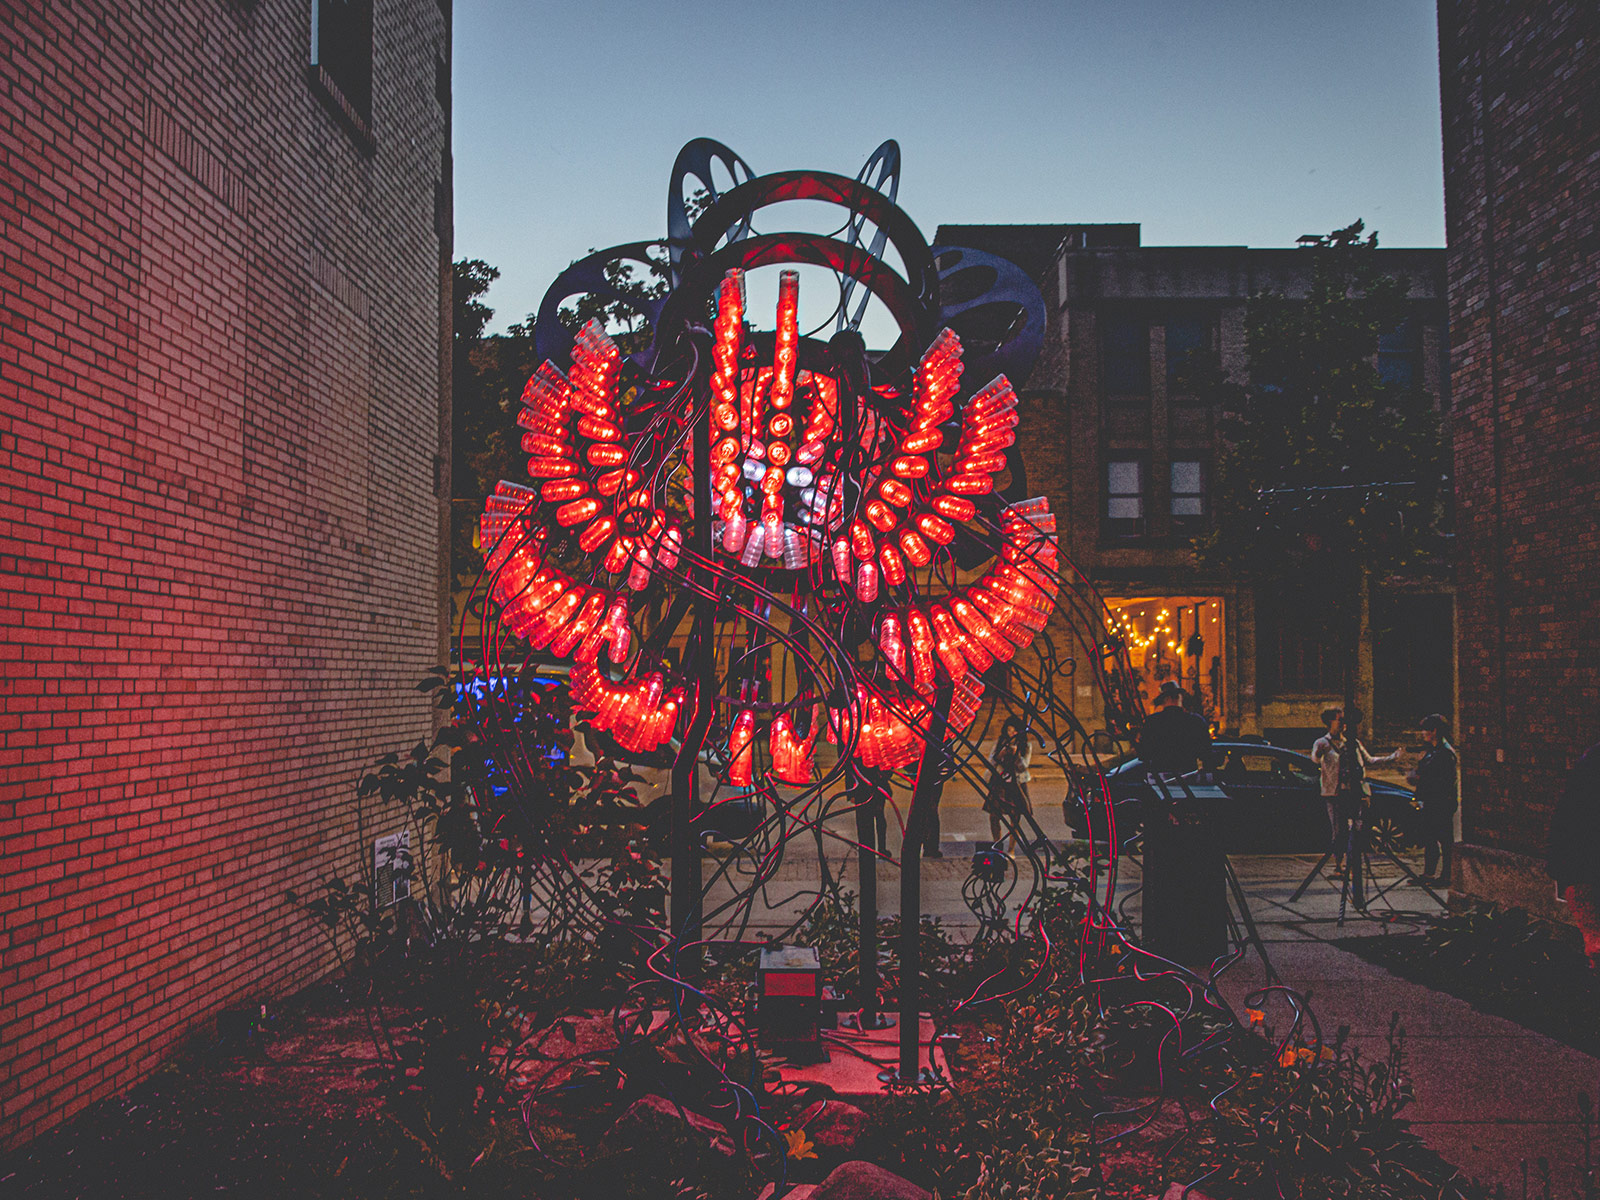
[
  {"left": 1198, "top": 856, "right": 1596, "bottom": 1196},
  {"left": 643, "top": 760, "right": 1596, "bottom": 1193}
]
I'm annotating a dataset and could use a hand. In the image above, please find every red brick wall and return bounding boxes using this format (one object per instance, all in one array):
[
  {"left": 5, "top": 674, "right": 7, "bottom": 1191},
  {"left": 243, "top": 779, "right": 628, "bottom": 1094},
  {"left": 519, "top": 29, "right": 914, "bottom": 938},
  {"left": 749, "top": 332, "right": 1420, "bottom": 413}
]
[
  {"left": 1440, "top": 1, "right": 1600, "bottom": 872},
  {"left": 0, "top": 0, "right": 451, "bottom": 1147}
]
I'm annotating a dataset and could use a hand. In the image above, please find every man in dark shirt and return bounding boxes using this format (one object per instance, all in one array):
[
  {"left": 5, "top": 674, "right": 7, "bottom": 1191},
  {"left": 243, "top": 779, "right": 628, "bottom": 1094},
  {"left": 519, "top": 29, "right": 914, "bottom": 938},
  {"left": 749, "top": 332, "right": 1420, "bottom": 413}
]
[{"left": 1138, "top": 682, "right": 1214, "bottom": 824}]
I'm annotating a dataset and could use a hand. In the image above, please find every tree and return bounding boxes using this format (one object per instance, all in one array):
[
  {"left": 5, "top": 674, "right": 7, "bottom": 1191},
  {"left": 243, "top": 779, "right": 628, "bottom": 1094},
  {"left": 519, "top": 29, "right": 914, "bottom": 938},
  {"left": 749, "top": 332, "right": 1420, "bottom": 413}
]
[
  {"left": 1192, "top": 221, "right": 1444, "bottom": 593},
  {"left": 1189, "top": 221, "right": 1446, "bottom": 873},
  {"left": 449, "top": 253, "right": 673, "bottom": 614}
]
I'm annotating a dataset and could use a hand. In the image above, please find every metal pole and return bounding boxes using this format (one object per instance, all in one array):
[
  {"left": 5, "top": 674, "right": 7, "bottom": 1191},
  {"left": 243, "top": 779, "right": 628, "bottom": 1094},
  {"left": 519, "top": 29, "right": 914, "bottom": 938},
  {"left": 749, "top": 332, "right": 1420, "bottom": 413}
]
[
  {"left": 1343, "top": 568, "right": 1365, "bottom": 910},
  {"left": 670, "top": 332, "right": 714, "bottom": 980},
  {"left": 899, "top": 676, "right": 952, "bottom": 1082},
  {"left": 850, "top": 765, "right": 881, "bottom": 1027}
]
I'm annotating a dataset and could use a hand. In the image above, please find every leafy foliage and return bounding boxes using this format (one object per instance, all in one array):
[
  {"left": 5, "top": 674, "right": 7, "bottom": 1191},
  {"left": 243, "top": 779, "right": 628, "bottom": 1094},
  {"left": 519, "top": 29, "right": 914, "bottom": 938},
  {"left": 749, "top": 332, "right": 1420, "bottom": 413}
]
[
  {"left": 1341, "top": 901, "right": 1600, "bottom": 1060},
  {"left": 1191, "top": 221, "right": 1446, "bottom": 604}
]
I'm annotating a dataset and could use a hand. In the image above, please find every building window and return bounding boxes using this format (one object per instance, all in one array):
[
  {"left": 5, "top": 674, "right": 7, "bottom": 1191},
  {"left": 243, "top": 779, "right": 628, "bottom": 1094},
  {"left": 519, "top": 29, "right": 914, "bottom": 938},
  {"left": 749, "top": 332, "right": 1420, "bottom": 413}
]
[
  {"left": 1170, "top": 458, "right": 1205, "bottom": 528},
  {"left": 1102, "top": 317, "right": 1149, "bottom": 396},
  {"left": 312, "top": 0, "right": 374, "bottom": 121},
  {"left": 1105, "top": 458, "right": 1146, "bottom": 537},
  {"left": 1165, "top": 316, "right": 1209, "bottom": 391},
  {"left": 1378, "top": 317, "right": 1420, "bottom": 389},
  {"left": 1256, "top": 592, "right": 1342, "bottom": 695}
]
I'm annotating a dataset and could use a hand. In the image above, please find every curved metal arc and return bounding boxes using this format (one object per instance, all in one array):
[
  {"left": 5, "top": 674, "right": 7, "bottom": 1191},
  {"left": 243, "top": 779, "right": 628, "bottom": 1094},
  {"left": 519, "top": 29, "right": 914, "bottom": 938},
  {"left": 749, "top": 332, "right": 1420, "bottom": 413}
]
[
  {"left": 533, "top": 241, "right": 671, "bottom": 370},
  {"left": 667, "top": 138, "right": 757, "bottom": 287},
  {"left": 838, "top": 140, "right": 902, "bottom": 335},
  {"left": 688, "top": 169, "right": 938, "bottom": 319},
  {"left": 931, "top": 243, "right": 1048, "bottom": 389}
]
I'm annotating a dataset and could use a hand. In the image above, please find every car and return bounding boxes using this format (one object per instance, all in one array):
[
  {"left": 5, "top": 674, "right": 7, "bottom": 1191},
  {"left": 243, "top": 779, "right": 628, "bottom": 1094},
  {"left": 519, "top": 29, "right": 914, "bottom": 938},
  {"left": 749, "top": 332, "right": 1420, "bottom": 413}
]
[{"left": 1066, "top": 741, "right": 1421, "bottom": 854}]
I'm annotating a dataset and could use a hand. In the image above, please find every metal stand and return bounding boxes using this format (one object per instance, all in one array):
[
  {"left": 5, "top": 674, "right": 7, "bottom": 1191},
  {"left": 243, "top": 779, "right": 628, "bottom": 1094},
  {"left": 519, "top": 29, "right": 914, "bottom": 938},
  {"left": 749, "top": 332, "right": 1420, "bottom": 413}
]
[
  {"left": 849, "top": 764, "right": 893, "bottom": 1030},
  {"left": 1221, "top": 857, "right": 1279, "bottom": 984},
  {"left": 669, "top": 331, "right": 715, "bottom": 993},
  {"left": 891, "top": 676, "right": 952, "bottom": 1085},
  {"left": 1289, "top": 810, "right": 1445, "bottom": 922}
]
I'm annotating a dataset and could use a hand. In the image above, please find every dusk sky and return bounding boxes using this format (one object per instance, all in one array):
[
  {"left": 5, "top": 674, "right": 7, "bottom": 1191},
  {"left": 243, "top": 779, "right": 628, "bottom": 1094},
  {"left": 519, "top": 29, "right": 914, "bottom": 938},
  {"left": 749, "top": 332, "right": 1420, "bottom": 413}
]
[{"left": 453, "top": 1, "right": 1446, "bottom": 335}]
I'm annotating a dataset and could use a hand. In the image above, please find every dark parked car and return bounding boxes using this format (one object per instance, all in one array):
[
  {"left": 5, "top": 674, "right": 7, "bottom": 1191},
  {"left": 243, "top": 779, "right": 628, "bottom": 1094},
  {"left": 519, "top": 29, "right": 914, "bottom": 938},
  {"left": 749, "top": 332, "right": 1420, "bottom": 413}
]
[{"left": 1067, "top": 741, "right": 1420, "bottom": 853}]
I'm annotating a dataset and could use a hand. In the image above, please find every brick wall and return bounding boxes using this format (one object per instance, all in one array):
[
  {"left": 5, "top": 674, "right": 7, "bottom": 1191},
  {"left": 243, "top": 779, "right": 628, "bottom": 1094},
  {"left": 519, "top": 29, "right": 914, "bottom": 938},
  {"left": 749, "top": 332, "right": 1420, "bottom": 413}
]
[
  {"left": 0, "top": 0, "right": 451, "bottom": 1147},
  {"left": 1439, "top": 0, "right": 1600, "bottom": 904}
]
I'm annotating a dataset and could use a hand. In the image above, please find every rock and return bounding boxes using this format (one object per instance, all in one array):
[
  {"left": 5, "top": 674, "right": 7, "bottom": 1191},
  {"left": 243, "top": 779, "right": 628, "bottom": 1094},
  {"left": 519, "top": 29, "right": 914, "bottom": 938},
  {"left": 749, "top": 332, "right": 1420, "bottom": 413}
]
[
  {"left": 600, "top": 1093, "right": 736, "bottom": 1159},
  {"left": 810, "top": 1161, "right": 931, "bottom": 1200},
  {"left": 1160, "top": 1185, "right": 1217, "bottom": 1200},
  {"left": 794, "top": 1099, "right": 870, "bottom": 1160}
]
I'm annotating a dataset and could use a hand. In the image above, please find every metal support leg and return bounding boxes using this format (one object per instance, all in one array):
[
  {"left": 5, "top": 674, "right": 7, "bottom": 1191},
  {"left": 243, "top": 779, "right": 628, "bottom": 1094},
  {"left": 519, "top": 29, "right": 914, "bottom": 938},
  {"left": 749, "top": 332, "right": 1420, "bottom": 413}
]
[{"left": 896, "top": 678, "right": 952, "bottom": 1084}]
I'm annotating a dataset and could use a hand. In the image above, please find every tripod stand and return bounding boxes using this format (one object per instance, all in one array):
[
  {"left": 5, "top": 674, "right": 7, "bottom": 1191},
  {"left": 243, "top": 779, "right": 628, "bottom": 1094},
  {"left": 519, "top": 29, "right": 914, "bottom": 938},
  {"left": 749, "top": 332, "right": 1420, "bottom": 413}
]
[{"left": 1288, "top": 800, "right": 1445, "bottom": 921}]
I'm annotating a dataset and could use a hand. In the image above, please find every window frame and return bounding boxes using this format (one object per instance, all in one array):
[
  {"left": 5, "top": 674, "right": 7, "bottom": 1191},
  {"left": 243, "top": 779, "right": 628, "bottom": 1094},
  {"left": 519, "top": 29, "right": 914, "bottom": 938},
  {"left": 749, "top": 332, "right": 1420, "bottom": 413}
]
[
  {"left": 1169, "top": 455, "right": 1207, "bottom": 532},
  {"left": 1101, "top": 315, "right": 1151, "bottom": 400},
  {"left": 1164, "top": 313, "right": 1214, "bottom": 402},
  {"left": 1103, "top": 455, "right": 1148, "bottom": 538},
  {"left": 309, "top": 0, "right": 376, "bottom": 151},
  {"left": 1378, "top": 316, "right": 1421, "bottom": 390}
]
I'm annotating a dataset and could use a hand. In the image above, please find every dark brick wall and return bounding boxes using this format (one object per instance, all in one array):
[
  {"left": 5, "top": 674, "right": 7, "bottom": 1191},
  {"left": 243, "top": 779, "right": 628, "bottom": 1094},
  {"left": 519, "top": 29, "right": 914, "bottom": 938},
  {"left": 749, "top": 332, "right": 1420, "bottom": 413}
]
[
  {"left": 0, "top": 0, "right": 451, "bottom": 1147},
  {"left": 1440, "top": 0, "right": 1600, "bottom": 870}
]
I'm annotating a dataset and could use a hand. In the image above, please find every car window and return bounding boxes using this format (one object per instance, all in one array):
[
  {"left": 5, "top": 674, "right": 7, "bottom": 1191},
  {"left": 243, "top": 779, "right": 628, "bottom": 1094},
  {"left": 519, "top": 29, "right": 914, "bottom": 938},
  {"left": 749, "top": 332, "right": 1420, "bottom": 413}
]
[
  {"left": 1220, "top": 751, "right": 1311, "bottom": 784},
  {"left": 1275, "top": 755, "right": 1320, "bottom": 786}
]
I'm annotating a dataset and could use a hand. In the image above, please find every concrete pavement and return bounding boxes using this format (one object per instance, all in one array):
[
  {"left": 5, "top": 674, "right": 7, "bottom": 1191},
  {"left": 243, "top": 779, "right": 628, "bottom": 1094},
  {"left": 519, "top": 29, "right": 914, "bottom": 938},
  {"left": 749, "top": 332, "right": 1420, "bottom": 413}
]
[{"left": 638, "top": 761, "right": 1595, "bottom": 1193}]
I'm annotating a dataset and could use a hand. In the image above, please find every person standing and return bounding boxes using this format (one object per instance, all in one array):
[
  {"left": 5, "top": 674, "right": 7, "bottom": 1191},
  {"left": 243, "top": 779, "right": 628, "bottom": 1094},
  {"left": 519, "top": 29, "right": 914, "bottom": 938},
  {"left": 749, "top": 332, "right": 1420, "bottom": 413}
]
[
  {"left": 1311, "top": 706, "right": 1400, "bottom": 878},
  {"left": 983, "top": 717, "right": 1034, "bottom": 851},
  {"left": 1137, "top": 681, "right": 1214, "bottom": 826},
  {"left": 1549, "top": 741, "right": 1600, "bottom": 964},
  {"left": 856, "top": 764, "right": 891, "bottom": 854},
  {"left": 1410, "top": 714, "right": 1458, "bottom": 883}
]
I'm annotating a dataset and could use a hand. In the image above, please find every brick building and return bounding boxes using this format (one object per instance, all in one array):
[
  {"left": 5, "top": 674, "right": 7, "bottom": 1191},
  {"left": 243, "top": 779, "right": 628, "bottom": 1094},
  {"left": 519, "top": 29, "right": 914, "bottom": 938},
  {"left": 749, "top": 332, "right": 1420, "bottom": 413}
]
[
  {"left": 938, "top": 224, "right": 1450, "bottom": 746},
  {"left": 0, "top": 0, "right": 452, "bottom": 1148},
  {"left": 1438, "top": 0, "right": 1600, "bottom": 914}
]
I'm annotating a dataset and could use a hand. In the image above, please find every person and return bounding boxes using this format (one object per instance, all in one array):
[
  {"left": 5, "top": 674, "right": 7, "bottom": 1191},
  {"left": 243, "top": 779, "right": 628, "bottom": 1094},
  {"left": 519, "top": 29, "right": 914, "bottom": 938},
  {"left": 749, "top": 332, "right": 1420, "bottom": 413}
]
[
  {"left": 983, "top": 717, "right": 1034, "bottom": 851},
  {"left": 857, "top": 764, "right": 890, "bottom": 854},
  {"left": 1136, "top": 681, "right": 1214, "bottom": 826},
  {"left": 1408, "top": 713, "right": 1458, "bottom": 883},
  {"left": 1311, "top": 706, "right": 1400, "bottom": 878},
  {"left": 1548, "top": 741, "right": 1600, "bottom": 964}
]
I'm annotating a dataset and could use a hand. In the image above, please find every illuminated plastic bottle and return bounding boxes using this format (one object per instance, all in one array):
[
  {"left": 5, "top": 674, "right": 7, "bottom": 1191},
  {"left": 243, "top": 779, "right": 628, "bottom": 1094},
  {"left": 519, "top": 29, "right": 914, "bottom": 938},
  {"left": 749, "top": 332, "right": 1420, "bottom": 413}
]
[
  {"left": 831, "top": 537, "right": 854, "bottom": 585},
  {"left": 878, "top": 613, "right": 907, "bottom": 676},
  {"left": 727, "top": 710, "right": 757, "bottom": 786},
  {"left": 722, "top": 510, "right": 748, "bottom": 554},
  {"left": 879, "top": 544, "right": 907, "bottom": 586},
  {"left": 605, "top": 598, "right": 631, "bottom": 663},
  {"left": 898, "top": 529, "right": 932, "bottom": 567},
  {"left": 854, "top": 558, "right": 879, "bottom": 603},
  {"left": 906, "top": 609, "right": 936, "bottom": 692}
]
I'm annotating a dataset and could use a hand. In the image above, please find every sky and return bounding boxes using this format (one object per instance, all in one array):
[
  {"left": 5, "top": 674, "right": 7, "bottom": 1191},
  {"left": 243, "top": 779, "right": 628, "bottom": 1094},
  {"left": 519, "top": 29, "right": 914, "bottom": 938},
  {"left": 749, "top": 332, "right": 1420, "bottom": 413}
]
[{"left": 452, "top": 0, "right": 1445, "bottom": 336}]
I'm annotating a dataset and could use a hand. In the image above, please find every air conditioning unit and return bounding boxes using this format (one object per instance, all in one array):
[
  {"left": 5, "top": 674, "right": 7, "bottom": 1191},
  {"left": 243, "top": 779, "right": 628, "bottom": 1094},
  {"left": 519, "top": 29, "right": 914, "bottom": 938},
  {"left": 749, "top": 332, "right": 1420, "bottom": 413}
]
[{"left": 374, "top": 831, "right": 412, "bottom": 908}]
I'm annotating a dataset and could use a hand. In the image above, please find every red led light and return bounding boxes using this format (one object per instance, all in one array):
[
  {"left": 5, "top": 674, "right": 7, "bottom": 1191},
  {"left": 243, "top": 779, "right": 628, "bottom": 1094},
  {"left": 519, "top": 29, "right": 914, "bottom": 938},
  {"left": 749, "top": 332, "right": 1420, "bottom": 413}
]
[
  {"left": 879, "top": 544, "right": 907, "bottom": 586},
  {"left": 557, "top": 498, "right": 600, "bottom": 527},
  {"left": 727, "top": 710, "right": 756, "bottom": 786},
  {"left": 542, "top": 479, "right": 589, "bottom": 503},
  {"left": 914, "top": 513, "right": 955, "bottom": 545},
  {"left": 865, "top": 500, "right": 898, "bottom": 533},
  {"left": 898, "top": 528, "right": 932, "bottom": 567}
]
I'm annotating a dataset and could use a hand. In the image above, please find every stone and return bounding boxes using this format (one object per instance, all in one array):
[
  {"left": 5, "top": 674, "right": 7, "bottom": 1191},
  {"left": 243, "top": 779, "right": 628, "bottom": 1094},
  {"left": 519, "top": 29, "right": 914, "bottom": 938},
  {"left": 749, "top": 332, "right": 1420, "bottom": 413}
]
[
  {"left": 794, "top": 1099, "right": 870, "bottom": 1160},
  {"left": 1160, "top": 1184, "right": 1217, "bottom": 1199},
  {"left": 600, "top": 1093, "right": 736, "bottom": 1159},
  {"left": 809, "top": 1161, "right": 931, "bottom": 1200}
]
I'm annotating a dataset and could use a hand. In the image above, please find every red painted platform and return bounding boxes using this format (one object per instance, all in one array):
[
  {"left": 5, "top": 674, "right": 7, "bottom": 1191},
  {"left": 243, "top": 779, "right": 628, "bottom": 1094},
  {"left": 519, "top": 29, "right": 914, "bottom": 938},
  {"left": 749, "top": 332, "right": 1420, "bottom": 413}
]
[{"left": 772, "top": 1013, "right": 940, "bottom": 1095}]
